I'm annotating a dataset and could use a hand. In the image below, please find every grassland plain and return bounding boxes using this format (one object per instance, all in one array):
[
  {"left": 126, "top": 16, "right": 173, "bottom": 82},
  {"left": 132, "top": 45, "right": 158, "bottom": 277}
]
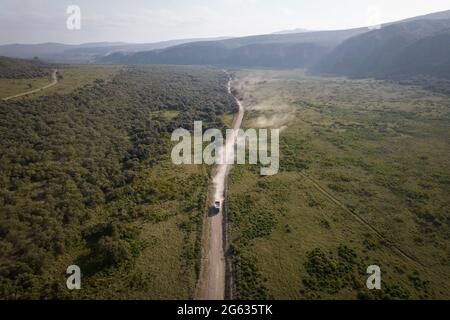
[
  {"left": 227, "top": 69, "right": 450, "bottom": 300},
  {"left": 0, "top": 65, "right": 121, "bottom": 99}
]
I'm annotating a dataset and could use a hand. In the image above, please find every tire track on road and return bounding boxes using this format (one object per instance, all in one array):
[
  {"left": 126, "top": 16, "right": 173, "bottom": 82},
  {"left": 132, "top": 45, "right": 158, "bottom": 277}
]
[{"left": 199, "top": 71, "right": 244, "bottom": 300}]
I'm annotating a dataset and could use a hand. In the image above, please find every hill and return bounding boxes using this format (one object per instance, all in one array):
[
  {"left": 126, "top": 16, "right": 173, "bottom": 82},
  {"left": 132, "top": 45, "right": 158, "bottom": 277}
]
[
  {"left": 313, "top": 19, "right": 450, "bottom": 79},
  {"left": 272, "top": 28, "right": 310, "bottom": 35},
  {"left": 98, "top": 10, "right": 450, "bottom": 69},
  {"left": 0, "top": 56, "right": 52, "bottom": 79},
  {"left": 98, "top": 28, "right": 368, "bottom": 67},
  {"left": 0, "top": 38, "right": 231, "bottom": 64}
]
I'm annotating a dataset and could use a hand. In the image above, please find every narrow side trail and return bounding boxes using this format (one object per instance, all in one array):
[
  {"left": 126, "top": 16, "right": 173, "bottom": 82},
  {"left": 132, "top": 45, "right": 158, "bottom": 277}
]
[{"left": 2, "top": 69, "right": 58, "bottom": 101}]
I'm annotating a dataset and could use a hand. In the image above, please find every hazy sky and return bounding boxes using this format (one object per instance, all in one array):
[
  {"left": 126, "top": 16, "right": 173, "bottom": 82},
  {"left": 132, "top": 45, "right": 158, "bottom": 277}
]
[{"left": 1, "top": 0, "right": 449, "bottom": 44}]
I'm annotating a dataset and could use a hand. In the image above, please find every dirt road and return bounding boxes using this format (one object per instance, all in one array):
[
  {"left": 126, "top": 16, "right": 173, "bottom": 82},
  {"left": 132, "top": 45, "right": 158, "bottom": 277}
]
[
  {"left": 199, "top": 71, "right": 244, "bottom": 300},
  {"left": 2, "top": 69, "right": 58, "bottom": 101}
]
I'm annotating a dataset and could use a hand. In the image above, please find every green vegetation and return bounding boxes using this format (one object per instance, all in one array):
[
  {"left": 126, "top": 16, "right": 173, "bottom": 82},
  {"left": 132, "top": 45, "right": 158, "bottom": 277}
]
[
  {"left": 302, "top": 246, "right": 359, "bottom": 295},
  {"left": 228, "top": 69, "right": 450, "bottom": 300},
  {"left": 315, "top": 19, "right": 450, "bottom": 81},
  {"left": 40, "top": 65, "right": 121, "bottom": 97},
  {"left": 0, "top": 56, "right": 52, "bottom": 79},
  {"left": 0, "top": 64, "right": 120, "bottom": 100},
  {"left": 0, "top": 77, "right": 51, "bottom": 99},
  {"left": 0, "top": 65, "right": 236, "bottom": 299},
  {"left": 0, "top": 56, "right": 57, "bottom": 99}
]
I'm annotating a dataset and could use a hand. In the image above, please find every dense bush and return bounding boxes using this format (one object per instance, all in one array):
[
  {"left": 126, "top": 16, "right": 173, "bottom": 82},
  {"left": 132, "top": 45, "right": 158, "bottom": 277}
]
[
  {"left": 302, "top": 245, "right": 414, "bottom": 300},
  {"left": 0, "top": 65, "right": 236, "bottom": 298},
  {"left": 0, "top": 56, "right": 53, "bottom": 79},
  {"left": 233, "top": 254, "right": 269, "bottom": 300}
]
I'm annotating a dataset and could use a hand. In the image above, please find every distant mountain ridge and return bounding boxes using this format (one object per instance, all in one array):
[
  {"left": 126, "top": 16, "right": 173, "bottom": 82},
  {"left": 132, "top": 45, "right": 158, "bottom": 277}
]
[
  {"left": 0, "top": 56, "right": 52, "bottom": 79},
  {"left": 0, "top": 37, "right": 231, "bottom": 63},
  {"left": 99, "top": 9, "right": 450, "bottom": 76},
  {"left": 1, "top": 9, "right": 450, "bottom": 80},
  {"left": 99, "top": 27, "right": 369, "bottom": 67},
  {"left": 314, "top": 18, "right": 450, "bottom": 79}
]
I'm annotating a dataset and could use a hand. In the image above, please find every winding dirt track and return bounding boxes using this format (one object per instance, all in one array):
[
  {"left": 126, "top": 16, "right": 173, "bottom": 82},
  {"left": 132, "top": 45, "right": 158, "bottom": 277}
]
[
  {"left": 2, "top": 69, "right": 58, "bottom": 101},
  {"left": 199, "top": 71, "right": 244, "bottom": 300}
]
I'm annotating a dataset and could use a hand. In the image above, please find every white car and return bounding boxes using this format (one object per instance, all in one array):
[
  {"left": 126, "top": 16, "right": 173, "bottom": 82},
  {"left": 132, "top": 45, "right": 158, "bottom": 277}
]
[{"left": 214, "top": 201, "right": 221, "bottom": 210}]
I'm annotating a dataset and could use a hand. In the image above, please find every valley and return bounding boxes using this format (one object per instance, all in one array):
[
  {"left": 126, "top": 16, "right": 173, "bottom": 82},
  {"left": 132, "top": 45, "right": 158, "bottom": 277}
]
[{"left": 1, "top": 5, "right": 450, "bottom": 303}]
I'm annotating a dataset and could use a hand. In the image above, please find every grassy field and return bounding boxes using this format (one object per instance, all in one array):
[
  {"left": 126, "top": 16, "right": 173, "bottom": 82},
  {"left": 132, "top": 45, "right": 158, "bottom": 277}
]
[
  {"left": 0, "top": 65, "right": 121, "bottom": 99},
  {"left": 60, "top": 162, "right": 211, "bottom": 299},
  {"left": 228, "top": 69, "right": 450, "bottom": 299},
  {"left": 0, "top": 77, "right": 50, "bottom": 99}
]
